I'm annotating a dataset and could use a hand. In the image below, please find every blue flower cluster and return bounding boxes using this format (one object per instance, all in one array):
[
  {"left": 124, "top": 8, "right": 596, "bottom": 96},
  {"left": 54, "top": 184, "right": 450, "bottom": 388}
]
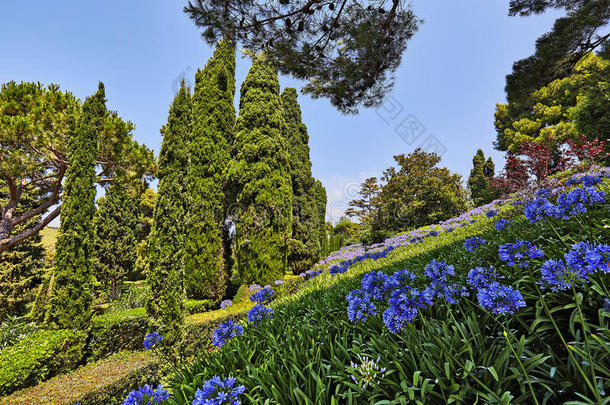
[
  {"left": 486, "top": 209, "right": 498, "bottom": 218},
  {"left": 361, "top": 271, "right": 391, "bottom": 300},
  {"left": 212, "top": 320, "right": 244, "bottom": 347},
  {"left": 494, "top": 219, "right": 512, "bottom": 231},
  {"left": 423, "top": 260, "right": 468, "bottom": 304},
  {"left": 464, "top": 237, "right": 486, "bottom": 252},
  {"left": 192, "top": 376, "right": 246, "bottom": 405},
  {"left": 330, "top": 246, "right": 395, "bottom": 276},
  {"left": 383, "top": 288, "right": 432, "bottom": 333},
  {"left": 220, "top": 299, "right": 233, "bottom": 309},
  {"left": 429, "top": 230, "right": 439, "bottom": 237},
  {"left": 249, "top": 286, "right": 275, "bottom": 303},
  {"left": 499, "top": 240, "right": 544, "bottom": 267},
  {"left": 476, "top": 282, "right": 526, "bottom": 315},
  {"left": 247, "top": 304, "right": 275, "bottom": 325},
  {"left": 524, "top": 185, "right": 606, "bottom": 223},
  {"left": 122, "top": 384, "right": 169, "bottom": 405},
  {"left": 467, "top": 266, "right": 500, "bottom": 289},
  {"left": 566, "top": 174, "right": 603, "bottom": 187},
  {"left": 143, "top": 331, "right": 163, "bottom": 351},
  {"left": 346, "top": 289, "right": 377, "bottom": 323},
  {"left": 274, "top": 279, "right": 284, "bottom": 286},
  {"left": 539, "top": 242, "right": 610, "bottom": 291}
]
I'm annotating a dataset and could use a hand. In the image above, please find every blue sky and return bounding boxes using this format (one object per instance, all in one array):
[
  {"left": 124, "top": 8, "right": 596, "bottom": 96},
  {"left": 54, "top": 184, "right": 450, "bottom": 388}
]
[{"left": 0, "top": 1, "right": 563, "bottom": 221}]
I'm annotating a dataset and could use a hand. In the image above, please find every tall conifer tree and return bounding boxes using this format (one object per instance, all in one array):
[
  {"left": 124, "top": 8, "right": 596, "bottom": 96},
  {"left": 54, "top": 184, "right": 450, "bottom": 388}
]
[
  {"left": 226, "top": 58, "right": 292, "bottom": 284},
  {"left": 313, "top": 180, "right": 328, "bottom": 257},
  {"left": 45, "top": 83, "right": 104, "bottom": 330},
  {"left": 468, "top": 149, "right": 496, "bottom": 206},
  {"left": 147, "top": 82, "right": 191, "bottom": 345},
  {"left": 281, "top": 88, "right": 320, "bottom": 273},
  {"left": 184, "top": 38, "right": 236, "bottom": 300}
]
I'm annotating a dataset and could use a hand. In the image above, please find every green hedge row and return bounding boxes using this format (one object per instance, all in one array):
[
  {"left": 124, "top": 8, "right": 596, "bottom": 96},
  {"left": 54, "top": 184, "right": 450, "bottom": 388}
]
[
  {"left": 88, "top": 308, "right": 149, "bottom": 361},
  {"left": 0, "top": 329, "right": 86, "bottom": 395}
]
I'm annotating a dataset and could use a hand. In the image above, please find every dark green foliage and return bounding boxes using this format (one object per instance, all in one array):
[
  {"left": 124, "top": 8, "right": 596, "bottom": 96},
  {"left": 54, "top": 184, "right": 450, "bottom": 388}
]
[
  {"left": 88, "top": 308, "right": 149, "bottom": 361},
  {"left": 0, "top": 316, "right": 37, "bottom": 350},
  {"left": 45, "top": 83, "right": 105, "bottom": 330},
  {"left": 371, "top": 148, "right": 467, "bottom": 233},
  {"left": 505, "top": 0, "right": 610, "bottom": 104},
  {"left": 184, "top": 37, "right": 236, "bottom": 300},
  {"left": 572, "top": 80, "right": 610, "bottom": 156},
  {"left": 467, "top": 149, "right": 497, "bottom": 206},
  {"left": 0, "top": 329, "right": 86, "bottom": 395},
  {"left": 346, "top": 177, "right": 381, "bottom": 222},
  {"left": 226, "top": 58, "right": 293, "bottom": 285},
  {"left": 313, "top": 180, "right": 328, "bottom": 256},
  {"left": 184, "top": 0, "right": 422, "bottom": 113},
  {"left": 146, "top": 82, "right": 191, "bottom": 346},
  {"left": 282, "top": 88, "right": 321, "bottom": 273},
  {"left": 134, "top": 188, "right": 156, "bottom": 281},
  {"left": 0, "top": 185, "right": 45, "bottom": 319},
  {"left": 93, "top": 183, "right": 140, "bottom": 301}
]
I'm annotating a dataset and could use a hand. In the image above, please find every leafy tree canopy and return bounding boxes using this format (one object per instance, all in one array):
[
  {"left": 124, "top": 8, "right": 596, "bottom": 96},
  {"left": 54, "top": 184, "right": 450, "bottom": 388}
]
[
  {"left": 0, "top": 81, "right": 156, "bottom": 254},
  {"left": 505, "top": 0, "right": 610, "bottom": 104},
  {"left": 184, "top": 0, "right": 421, "bottom": 113}
]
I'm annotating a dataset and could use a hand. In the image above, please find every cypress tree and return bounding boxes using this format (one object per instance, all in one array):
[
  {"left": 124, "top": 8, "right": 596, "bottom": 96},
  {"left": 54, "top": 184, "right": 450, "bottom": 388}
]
[
  {"left": 313, "top": 179, "right": 328, "bottom": 257},
  {"left": 45, "top": 83, "right": 104, "bottom": 330},
  {"left": 468, "top": 149, "right": 496, "bottom": 206},
  {"left": 184, "top": 37, "right": 236, "bottom": 300},
  {"left": 281, "top": 88, "right": 320, "bottom": 273},
  {"left": 226, "top": 57, "right": 292, "bottom": 284},
  {"left": 93, "top": 182, "right": 140, "bottom": 301},
  {"left": 147, "top": 81, "right": 191, "bottom": 345},
  {"left": 0, "top": 185, "right": 45, "bottom": 319}
]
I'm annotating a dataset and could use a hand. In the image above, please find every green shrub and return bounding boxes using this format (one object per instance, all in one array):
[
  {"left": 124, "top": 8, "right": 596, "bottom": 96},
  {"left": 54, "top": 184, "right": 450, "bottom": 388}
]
[
  {"left": 87, "top": 308, "right": 148, "bottom": 361},
  {"left": 184, "top": 299, "right": 216, "bottom": 315},
  {"left": 0, "top": 329, "right": 86, "bottom": 395},
  {"left": 0, "top": 316, "right": 37, "bottom": 350},
  {"left": 1, "top": 351, "right": 160, "bottom": 405}
]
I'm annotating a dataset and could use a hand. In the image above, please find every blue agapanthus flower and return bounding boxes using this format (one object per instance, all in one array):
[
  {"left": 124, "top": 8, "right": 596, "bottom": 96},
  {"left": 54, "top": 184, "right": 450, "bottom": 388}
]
[
  {"left": 446, "top": 227, "right": 454, "bottom": 233},
  {"left": 476, "top": 282, "right": 526, "bottom": 315},
  {"left": 249, "top": 286, "right": 275, "bottom": 303},
  {"left": 361, "top": 271, "right": 391, "bottom": 300},
  {"left": 383, "top": 287, "right": 432, "bottom": 333},
  {"left": 346, "top": 289, "right": 377, "bottom": 323},
  {"left": 467, "top": 266, "right": 500, "bottom": 289},
  {"left": 524, "top": 197, "right": 558, "bottom": 223},
  {"left": 409, "top": 237, "right": 420, "bottom": 243},
  {"left": 274, "top": 279, "right": 284, "bottom": 286},
  {"left": 494, "top": 219, "right": 512, "bottom": 231},
  {"left": 429, "top": 230, "right": 439, "bottom": 237},
  {"left": 329, "top": 263, "right": 349, "bottom": 275},
  {"left": 249, "top": 284, "right": 261, "bottom": 293},
  {"left": 565, "top": 241, "right": 610, "bottom": 274},
  {"left": 192, "top": 376, "right": 246, "bottom": 405},
  {"left": 122, "top": 384, "right": 170, "bottom": 405},
  {"left": 220, "top": 300, "right": 233, "bottom": 310},
  {"left": 247, "top": 304, "right": 274, "bottom": 325},
  {"left": 555, "top": 187, "right": 606, "bottom": 219},
  {"left": 425, "top": 283, "right": 469, "bottom": 305},
  {"left": 212, "top": 320, "right": 244, "bottom": 347},
  {"left": 499, "top": 240, "right": 544, "bottom": 268},
  {"left": 424, "top": 260, "right": 455, "bottom": 283},
  {"left": 567, "top": 174, "right": 603, "bottom": 187},
  {"left": 486, "top": 210, "right": 498, "bottom": 218},
  {"left": 143, "top": 332, "right": 163, "bottom": 351},
  {"left": 604, "top": 297, "right": 610, "bottom": 313},
  {"left": 470, "top": 219, "right": 477, "bottom": 223},
  {"left": 539, "top": 258, "right": 590, "bottom": 292},
  {"left": 464, "top": 237, "right": 486, "bottom": 252},
  {"left": 385, "top": 269, "right": 416, "bottom": 290}
]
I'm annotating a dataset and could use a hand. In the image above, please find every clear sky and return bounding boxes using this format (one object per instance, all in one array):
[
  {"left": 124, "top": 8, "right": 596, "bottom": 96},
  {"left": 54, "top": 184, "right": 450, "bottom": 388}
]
[{"left": 0, "top": 1, "right": 563, "bottom": 222}]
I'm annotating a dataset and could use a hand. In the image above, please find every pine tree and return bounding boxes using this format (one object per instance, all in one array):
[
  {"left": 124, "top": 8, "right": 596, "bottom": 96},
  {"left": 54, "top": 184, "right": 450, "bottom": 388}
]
[
  {"left": 0, "top": 184, "right": 45, "bottom": 319},
  {"left": 184, "top": 38, "right": 236, "bottom": 300},
  {"left": 313, "top": 180, "right": 328, "bottom": 257},
  {"left": 281, "top": 88, "right": 320, "bottom": 273},
  {"left": 146, "top": 82, "right": 191, "bottom": 346},
  {"left": 226, "top": 58, "right": 292, "bottom": 284},
  {"left": 45, "top": 83, "right": 105, "bottom": 330},
  {"left": 346, "top": 177, "right": 381, "bottom": 222},
  {"left": 93, "top": 182, "right": 140, "bottom": 301},
  {"left": 468, "top": 149, "right": 496, "bottom": 206}
]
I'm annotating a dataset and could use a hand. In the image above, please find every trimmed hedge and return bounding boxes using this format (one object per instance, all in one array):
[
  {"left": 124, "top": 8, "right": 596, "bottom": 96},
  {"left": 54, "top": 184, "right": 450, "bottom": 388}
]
[
  {"left": 184, "top": 299, "right": 216, "bottom": 315},
  {"left": 0, "top": 329, "right": 86, "bottom": 395},
  {"left": 0, "top": 351, "right": 160, "bottom": 405},
  {"left": 87, "top": 308, "right": 148, "bottom": 361}
]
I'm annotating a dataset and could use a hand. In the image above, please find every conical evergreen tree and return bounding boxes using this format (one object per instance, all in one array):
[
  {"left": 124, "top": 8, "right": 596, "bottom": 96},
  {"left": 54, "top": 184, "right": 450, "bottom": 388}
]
[
  {"left": 281, "top": 88, "right": 320, "bottom": 273},
  {"left": 226, "top": 58, "right": 292, "bottom": 284},
  {"left": 184, "top": 38, "right": 236, "bottom": 300},
  {"left": 147, "top": 81, "right": 191, "bottom": 345},
  {"left": 468, "top": 149, "right": 496, "bottom": 206},
  {"left": 313, "top": 180, "right": 328, "bottom": 257},
  {"left": 93, "top": 182, "right": 140, "bottom": 301},
  {"left": 0, "top": 184, "right": 44, "bottom": 319},
  {"left": 45, "top": 83, "right": 104, "bottom": 330}
]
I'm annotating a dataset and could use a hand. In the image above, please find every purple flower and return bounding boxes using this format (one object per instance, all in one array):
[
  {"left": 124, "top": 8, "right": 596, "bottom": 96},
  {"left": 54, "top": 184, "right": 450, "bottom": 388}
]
[
  {"left": 476, "top": 282, "right": 526, "bottom": 315},
  {"left": 123, "top": 384, "right": 169, "bottom": 405},
  {"left": 274, "top": 279, "right": 284, "bottom": 286},
  {"left": 143, "top": 332, "right": 163, "bottom": 351},
  {"left": 249, "top": 284, "right": 262, "bottom": 293},
  {"left": 464, "top": 237, "right": 486, "bottom": 252},
  {"left": 192, "top": 376, "right": 246, "bottom": 405},
  {"left": 499, "top": 240, "right": 544, "bottom": 268},
  {"left": 212, "top": 320, "right": 244, "bottom": 347},
  {"left": 220, "top": 299, "right": 233, "bottom": 309}
]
